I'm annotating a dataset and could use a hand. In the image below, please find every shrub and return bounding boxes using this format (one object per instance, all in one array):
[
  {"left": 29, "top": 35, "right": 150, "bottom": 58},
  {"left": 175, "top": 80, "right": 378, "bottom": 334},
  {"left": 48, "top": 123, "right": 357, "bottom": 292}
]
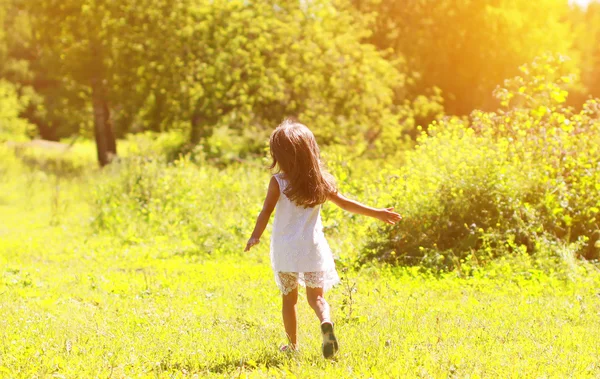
[
  {"left": 0, "top": 80, "right": 33, "bottom": 142},
  {"left": 0, "top": 143, "right": 20, "bottom": 178},
  {"left": 366, "top": 55, "right": 600, "bottom": 268},
  {"left": 91, "top": 155, "right": 267, "bottom": 255},
  {"left": 120, "top": 131, "right": 190, "bottom": 162},
  {"left": 10, "top": 139, "right": 97, "bottom": 177}
]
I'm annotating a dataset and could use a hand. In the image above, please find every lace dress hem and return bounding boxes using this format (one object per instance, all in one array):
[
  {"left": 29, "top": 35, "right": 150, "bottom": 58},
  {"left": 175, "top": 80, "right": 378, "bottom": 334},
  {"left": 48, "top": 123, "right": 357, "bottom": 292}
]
[{"left": 275, "top": 270, "right": 340, "bottom": 295}]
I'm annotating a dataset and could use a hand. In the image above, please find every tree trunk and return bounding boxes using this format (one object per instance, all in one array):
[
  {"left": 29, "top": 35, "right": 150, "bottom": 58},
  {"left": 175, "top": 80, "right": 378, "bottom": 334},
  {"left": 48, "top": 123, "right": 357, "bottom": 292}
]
[
  {"left": 89, "top": 38, "right": 116, "bottom": 166},
  {"left": 150, "top": 91, "right": 166, "bottom": 132},
  {"left": 91, "top": 77, "right": 110, "bottom": 167},
  {"left": 190, "top": 112, "right": 220, "bottom": 145},
  {"left": 103, "top": 100, "right": 117, "bottom": 156},
  {"left": 190, "top": 112, "right": 202, "bottom": 145}
]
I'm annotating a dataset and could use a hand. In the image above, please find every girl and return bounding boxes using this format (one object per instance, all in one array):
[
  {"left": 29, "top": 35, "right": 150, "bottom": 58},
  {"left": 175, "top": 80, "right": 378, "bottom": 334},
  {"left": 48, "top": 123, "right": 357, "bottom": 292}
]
[{"left": 244, "top": 119, "right": 401, "bottom": 358}]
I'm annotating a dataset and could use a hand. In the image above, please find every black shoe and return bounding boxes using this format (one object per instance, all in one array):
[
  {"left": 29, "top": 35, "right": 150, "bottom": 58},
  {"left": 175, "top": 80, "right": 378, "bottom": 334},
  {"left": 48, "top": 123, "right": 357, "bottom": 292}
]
[{"left": 321, "top": 322, "right": 339, "bottom": 359}]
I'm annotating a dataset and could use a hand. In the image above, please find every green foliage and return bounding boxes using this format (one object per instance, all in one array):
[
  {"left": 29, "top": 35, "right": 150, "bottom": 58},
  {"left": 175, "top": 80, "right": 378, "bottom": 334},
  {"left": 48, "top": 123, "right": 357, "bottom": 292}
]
[
  {"left": 366, "top": 55, "right": 600, "bottom": 268},
  {"left": 0, "top": 144, "right": 20, "bottom": 179},
  {"left": 1, "top": 0, "right": 52, "bottom": 139},
  {"left": 152, "top": 0, "right": 403, "bottom": 151},
  {"left": 0, "top": 80, "right": 34, "bottom": 142},
  {"left": 353, "top": 0, "right": 576, "bottom": 115},
  {"left": 1, "top": 5, "right": 34, "bottom": 141},
  {"left": 120, "top": 131, "right": 190, "bottom": 163},
  {"left": 9, "top": 139, "right": 97, "bottom": 177},
  {"left": 91, "top": 156, "right": 267, "bottom": 255},
  {"left": 13, "top": 0, "right": 405, "bottom": 158},
  {"left": 570, "top": 2, "right": 600, "bottom": 101},
  {"left": 3, "top": 0, "right": 600, "bottom": 164}
]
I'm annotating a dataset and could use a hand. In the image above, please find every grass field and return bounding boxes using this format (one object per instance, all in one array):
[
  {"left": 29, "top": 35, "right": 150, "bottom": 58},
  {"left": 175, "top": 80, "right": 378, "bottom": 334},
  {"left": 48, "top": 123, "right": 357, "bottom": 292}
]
[{"left": 2, "top": 154, "right": 600, "bottom": 378}]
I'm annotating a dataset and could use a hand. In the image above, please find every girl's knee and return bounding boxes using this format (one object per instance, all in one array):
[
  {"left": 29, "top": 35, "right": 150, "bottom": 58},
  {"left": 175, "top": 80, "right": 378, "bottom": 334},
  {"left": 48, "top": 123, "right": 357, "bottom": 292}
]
[{"left": 307, "top": 292, "right": 326, "bottom": 307}]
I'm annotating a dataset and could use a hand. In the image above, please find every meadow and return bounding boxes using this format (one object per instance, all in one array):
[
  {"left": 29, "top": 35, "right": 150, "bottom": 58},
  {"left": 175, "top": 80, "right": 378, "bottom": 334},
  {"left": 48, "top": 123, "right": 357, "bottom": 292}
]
[
  {"left": 3, "top": 0, "right": 600, "bottom": 376},
  {"left": 2, "top": 144, "right": 600, "bottom": 378}
]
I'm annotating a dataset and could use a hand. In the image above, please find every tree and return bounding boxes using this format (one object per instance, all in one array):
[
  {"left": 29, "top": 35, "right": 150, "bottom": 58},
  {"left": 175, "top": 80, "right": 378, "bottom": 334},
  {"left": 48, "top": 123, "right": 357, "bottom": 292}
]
[
  {"left": 0, "top": 0, "right": 35, "bottom": 141},
  {"left": 17, "top": 0, "right": 416, "bottom": 160},
  {"left": 105, "top": 0, "right": 408, "bottom": 156},
  {"left": 24, "top": 0, "right": 129, "bottom": 165},
  {"left": 352, "top": 0, "right": 575, "bottom": 115},
  {"left": 171, "top": 0, "right": 406, "bottom": 154},
  {"left": 570, "top": 2, "right": 600, "bottom": 101}
]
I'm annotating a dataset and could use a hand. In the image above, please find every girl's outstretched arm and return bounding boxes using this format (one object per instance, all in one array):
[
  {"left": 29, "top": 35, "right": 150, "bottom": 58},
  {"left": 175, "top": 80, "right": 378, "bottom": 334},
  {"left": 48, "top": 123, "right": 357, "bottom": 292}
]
[
  {"left": 328, "top": 192, "right": 402, "bottom": 225},
  {"left": 245, "top": 176, "right": 280, "bottom": 252}
]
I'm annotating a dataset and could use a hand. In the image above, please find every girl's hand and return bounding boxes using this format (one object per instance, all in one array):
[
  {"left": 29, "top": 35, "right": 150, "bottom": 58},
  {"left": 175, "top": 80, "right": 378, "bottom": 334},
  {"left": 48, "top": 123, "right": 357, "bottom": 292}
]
[
  {"left": 377, "top": 207, "right": 402, "bottom": 225},
  {"left": 244, "top": 236, "right": 260, "bottom": 252}
]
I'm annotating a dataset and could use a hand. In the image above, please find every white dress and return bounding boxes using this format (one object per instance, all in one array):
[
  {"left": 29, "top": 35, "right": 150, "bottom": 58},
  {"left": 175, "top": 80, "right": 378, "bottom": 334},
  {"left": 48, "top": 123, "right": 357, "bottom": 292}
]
[{"left": 270, "top": 173, "right": 340, "bottom": 295}]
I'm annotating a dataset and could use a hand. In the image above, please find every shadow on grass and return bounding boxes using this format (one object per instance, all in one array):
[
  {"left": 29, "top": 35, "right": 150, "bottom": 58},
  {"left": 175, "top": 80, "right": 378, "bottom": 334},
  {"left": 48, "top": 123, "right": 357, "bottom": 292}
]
[
  {"left": 151, "top": 349, "right": 299, "bottom": 375},
  {"left": 148, "top": 350, "right": 294, "bottom": 376},
  {"left": 202, "top": 349, "right": 292, "bottom": 374}
]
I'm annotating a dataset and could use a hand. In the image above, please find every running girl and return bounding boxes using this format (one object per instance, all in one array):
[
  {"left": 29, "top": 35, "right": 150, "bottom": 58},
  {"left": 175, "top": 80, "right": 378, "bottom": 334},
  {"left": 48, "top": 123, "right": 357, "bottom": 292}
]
[{"left": 245, "top": 119, "right": 402, "bottom": 358}]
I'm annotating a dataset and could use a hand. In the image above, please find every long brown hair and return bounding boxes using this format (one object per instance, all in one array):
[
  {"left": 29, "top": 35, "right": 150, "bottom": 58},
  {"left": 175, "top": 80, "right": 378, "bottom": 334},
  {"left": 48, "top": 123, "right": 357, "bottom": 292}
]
[{"left": 269, "top": 119, "right": 337, "bottom": 208}]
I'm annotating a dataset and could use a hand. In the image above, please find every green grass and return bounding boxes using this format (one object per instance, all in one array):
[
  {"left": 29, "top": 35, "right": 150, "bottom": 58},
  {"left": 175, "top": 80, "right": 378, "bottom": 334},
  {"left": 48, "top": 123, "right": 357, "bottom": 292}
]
[{"left": 2, "top": 151, "right": 600, "bottom": 378}]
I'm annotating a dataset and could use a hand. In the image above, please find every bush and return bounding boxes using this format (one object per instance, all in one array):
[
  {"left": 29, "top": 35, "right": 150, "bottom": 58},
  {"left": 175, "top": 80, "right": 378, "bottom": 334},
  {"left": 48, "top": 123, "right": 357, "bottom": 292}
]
[
  {"left": 0, "top": 80, "right": 33, "bottom": 142},
  {"left": 120, "top": 131, "right": 190, "bottom": 162},
  {"left": 10, "top": 139, "right": 97, "bottom": 177},
  {"left": 366, "top": 55, "right": 600, "bottom": 268},
  {"left": 91, "top": 155, "right": 268, "bottom": 255},
  {"left": 0, "top": 143, "right": 20, "bottom": 177},
  {"left": 89, "top": 148, "right": 398, "bottom": 263}
]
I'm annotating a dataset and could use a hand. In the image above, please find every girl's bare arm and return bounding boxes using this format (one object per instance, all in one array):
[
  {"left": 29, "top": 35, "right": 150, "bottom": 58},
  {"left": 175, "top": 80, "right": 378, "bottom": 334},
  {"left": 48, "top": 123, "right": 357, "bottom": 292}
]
[
  {"left": 328, "top": 192, "right": 401, "bottom": 225},
  {"left": 245, "top": 176, "right": 280, "bottom": 251}
]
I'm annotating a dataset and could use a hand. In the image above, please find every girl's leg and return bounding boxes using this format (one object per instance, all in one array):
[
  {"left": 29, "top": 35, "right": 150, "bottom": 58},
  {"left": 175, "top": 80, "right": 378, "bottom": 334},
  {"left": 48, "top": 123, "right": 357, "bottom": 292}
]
[
  {"left": 282, "top": 286, "right": 299, "bottom": 348},
  {"left": 306, "top": 287, "right": 331, "bottom": 323},
  {"left": 307, "top": 286, "right": 338, "bottom": 358}
]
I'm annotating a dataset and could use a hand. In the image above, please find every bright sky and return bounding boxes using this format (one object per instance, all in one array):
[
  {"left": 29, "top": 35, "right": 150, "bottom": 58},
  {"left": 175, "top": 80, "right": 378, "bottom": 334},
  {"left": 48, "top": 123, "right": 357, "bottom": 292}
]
[{"left": 571, "top": 0, "right": 595, "bottom": 7}]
